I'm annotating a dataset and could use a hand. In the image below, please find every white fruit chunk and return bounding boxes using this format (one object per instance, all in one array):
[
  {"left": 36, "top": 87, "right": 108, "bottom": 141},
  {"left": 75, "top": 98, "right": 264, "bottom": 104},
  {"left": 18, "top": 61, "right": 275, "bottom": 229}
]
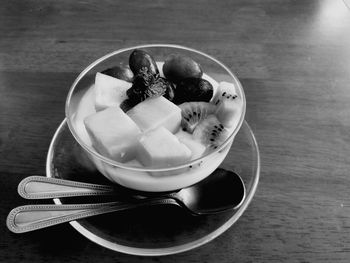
[
  {"left": 127, "top": 96, "right": 181, "bottom": 133},
  {"left": 94, "top": 72, "right": 131, "bottom": 111},
  {"left": 72, "top": 85, "right": 97, "bottom": 146},
  {"left": 84, "top": 107, "right": 141, "bottom": 162},
  {"left": 137, "top": 127, "right": 192, "bottom": 168},
  {"left": 212, "top": 81, "right": 238, "bottom": 106},
  {"left": 213, "top": 81, "right": 242, "bottom": 128},
  {"left": 175, "top": 130, "right": 206, "bottom": 160},
  {"left": 216, "top": 99, "right": 242, "bottom": 128}
]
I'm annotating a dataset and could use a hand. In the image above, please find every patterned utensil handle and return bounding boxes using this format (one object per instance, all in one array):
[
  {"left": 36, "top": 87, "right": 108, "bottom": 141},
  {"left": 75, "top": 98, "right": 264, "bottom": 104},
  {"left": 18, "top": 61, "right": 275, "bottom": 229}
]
[
  {"left": 18, "top": 176, "right": 116, "bottom": 199},
  {"left": 7, "top": 198, "right": 178, "bottom": 233}
]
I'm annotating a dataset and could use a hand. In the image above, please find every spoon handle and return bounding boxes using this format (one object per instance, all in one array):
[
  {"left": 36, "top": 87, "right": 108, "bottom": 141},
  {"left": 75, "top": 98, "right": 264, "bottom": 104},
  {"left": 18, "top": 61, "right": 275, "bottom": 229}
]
[
  {"left": 7, "top": 199, "right": 178, "bottom": 233},
  {"left": 18, "top": 176, "right": 116, "bottom": 199}
]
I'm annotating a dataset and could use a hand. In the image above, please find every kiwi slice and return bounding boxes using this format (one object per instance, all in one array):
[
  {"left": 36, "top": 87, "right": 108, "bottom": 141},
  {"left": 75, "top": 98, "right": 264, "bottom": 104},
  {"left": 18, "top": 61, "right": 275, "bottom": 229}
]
[
  {"left": 212, "top": 81, "right": 238, "bottom": 106},
  {"left": 193, "top": 115, "right": 228, "bottom": 150},
  {"left": 178, "top": 102, "right": 216, "bottom": 133}
]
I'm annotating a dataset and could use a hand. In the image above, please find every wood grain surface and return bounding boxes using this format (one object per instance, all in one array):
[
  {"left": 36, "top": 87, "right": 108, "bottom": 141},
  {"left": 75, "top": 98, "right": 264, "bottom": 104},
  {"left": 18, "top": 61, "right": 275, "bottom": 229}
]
[{"left": 1, "top": 0, "right": 350, "bottom": 262}]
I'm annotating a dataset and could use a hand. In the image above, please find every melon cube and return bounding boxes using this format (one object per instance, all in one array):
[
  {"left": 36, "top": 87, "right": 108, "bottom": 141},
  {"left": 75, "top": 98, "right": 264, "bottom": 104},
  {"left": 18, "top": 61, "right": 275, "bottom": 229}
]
[
  {"left": 72, "top": 85, "right": 97, "bottom": 146},
  {"left": 216, "top": 99, "right": 242, "bottom": 128},
  {"left": 175, "top": 130, "right": 206, "bottom": 160},
  {"left": 84, "top": 107, "right": 141, "bottom": 162},
  {"left": 94, "top": 72, "right": 131, "bottom": 111},
  {"left": 137, "top": 127, "right": 192, "bottom": 168},
  {"left": 127, "top": 96, "right": 181, "bottom": 133}
]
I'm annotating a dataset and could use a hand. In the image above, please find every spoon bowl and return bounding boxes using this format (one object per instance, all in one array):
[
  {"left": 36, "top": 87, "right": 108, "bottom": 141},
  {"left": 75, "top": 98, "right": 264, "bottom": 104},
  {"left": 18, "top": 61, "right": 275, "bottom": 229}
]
[{"left": 172, "top": 168, "right": 245, "bottom": 215}]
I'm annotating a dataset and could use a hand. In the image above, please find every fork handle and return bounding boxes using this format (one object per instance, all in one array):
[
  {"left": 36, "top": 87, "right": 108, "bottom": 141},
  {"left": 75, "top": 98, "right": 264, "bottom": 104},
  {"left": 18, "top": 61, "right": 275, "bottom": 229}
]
[
  {"left": 18, "top": 176, "right": 116, "bottom": 199},
  {"left": 7, "top": 199, "right": 177, "bottom": 233}
]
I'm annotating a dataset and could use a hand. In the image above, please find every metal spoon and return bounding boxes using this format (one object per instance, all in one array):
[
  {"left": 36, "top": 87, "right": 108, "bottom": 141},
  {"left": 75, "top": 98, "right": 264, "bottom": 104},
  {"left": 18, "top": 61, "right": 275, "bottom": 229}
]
[{"left": 7, "top": 168, "right": 245, "bottom": 233}]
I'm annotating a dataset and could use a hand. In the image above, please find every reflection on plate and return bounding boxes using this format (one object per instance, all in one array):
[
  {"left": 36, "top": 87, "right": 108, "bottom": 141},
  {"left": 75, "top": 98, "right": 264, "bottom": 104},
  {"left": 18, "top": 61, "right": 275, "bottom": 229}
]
[{"left": 46, "top": 119, "right": 260, "bottom": 256}]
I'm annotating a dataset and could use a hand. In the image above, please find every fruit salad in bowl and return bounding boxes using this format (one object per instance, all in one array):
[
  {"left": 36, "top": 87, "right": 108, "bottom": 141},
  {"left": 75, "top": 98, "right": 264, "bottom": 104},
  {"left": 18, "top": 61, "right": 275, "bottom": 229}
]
[{"left": 66, "top": 44, "right": 246, "bottom": 192}]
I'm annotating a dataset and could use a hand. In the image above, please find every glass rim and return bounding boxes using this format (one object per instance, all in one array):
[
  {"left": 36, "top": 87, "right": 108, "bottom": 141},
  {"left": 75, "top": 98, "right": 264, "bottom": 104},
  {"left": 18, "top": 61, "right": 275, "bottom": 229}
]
[{"left": 65, "top": 44, "right": 246, "bottom": 172}]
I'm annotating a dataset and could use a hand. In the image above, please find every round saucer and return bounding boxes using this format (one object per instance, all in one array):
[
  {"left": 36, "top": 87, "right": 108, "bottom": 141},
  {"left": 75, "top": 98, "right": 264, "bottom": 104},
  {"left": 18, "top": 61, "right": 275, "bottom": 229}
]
[{"left": 46, "top": 119, "right": 260, "bottom": 256}]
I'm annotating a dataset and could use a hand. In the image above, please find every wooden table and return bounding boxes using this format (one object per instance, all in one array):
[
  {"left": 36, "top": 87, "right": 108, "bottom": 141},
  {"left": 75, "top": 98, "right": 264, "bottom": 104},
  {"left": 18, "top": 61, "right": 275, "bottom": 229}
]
[{"left": 1, "top": 0, "right": 350, "bottom": 262}]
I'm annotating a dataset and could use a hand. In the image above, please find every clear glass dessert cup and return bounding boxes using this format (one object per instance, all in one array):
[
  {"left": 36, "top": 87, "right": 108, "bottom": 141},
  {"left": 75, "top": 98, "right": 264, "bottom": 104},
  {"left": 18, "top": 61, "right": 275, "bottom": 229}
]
[{"left": 65, "top": 44, "right": 246, "bottom": 192}]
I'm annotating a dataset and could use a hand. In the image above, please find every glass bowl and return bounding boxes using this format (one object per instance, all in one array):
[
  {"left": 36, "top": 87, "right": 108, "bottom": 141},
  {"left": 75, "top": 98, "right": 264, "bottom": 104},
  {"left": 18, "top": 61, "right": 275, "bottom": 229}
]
[{"left": 65, "top": 44, "right": 246, "bottom": 192}]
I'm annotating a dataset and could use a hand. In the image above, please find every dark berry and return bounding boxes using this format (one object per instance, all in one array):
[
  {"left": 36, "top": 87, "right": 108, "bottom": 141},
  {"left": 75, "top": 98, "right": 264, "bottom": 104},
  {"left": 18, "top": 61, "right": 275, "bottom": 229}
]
[
  {"left": 101, "top": 65, "right": 134, "bottom": 82},
  {"left": 129, "top": 49, "right": 159, "bottom": 75},
  {"left": 163, "top": 54, "right": 202, "bottom": 83},
  {"left": 173, "top": 77, "right": 213, "bottom": 104}
]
